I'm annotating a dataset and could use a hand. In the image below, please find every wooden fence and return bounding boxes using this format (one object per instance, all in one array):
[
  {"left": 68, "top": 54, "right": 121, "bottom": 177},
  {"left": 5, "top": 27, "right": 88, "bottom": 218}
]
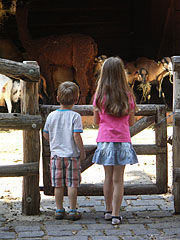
[
  {"left": 0, "top": 56, "right": 180, "bottom": 214},
  {"left": 0, "top": 58, "right": 41, "bottom": 215},
  {"left": 40, "top": 104, "right": 168, "bottom": 196}
]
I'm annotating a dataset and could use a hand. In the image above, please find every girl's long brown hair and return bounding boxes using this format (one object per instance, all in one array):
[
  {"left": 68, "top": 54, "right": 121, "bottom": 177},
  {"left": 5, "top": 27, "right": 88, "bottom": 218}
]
[{"left": 95, "top": 56, "right": 136, "bottom": 116}]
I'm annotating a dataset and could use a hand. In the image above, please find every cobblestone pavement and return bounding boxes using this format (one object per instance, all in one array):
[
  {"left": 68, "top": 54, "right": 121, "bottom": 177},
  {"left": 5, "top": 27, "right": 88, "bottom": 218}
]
[{"left": 0, "top": 193, "right": 180, "bottom": 240}]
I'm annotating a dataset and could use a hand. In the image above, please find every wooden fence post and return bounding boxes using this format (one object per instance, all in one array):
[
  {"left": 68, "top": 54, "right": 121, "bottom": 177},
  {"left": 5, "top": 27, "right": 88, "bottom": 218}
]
[
  {"left": 155, "top": 105, "right": 167, "bottom": 193},
  {"left": 172, "top": 56, "right": 180, "bottom": 213},
  {"left": 22, "top": 61, "right": 40, "bottom": 215}
]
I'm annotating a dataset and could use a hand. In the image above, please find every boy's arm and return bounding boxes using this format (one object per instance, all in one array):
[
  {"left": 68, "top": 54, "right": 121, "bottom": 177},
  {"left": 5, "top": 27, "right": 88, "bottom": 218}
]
[
  {"left": 73, "top": 132, "right": 86, "bottom": 161},
  {"left": 43, "top": 131, "right": 49, "bottom": 141}
]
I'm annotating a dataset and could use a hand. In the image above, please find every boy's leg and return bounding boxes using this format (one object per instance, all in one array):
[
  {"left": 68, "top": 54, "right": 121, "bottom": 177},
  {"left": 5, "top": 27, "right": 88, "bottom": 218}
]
[
  {"left": 103, "top": 166, "right": 113, "bottom": 211},
  {"left": 55, "top": 187, "right": 64, "bottom": 209},
  {"left": 112, "top": 165, "right": 125, "bottom": 216},
  {"left": 68, "top": 187, "right": 77, "bottom": 209}
]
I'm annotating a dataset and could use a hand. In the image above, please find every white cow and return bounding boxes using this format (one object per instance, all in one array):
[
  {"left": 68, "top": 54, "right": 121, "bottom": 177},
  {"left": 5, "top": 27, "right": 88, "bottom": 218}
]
[{"left": 0, "top": 74, "right": 21, "bottom": 113}]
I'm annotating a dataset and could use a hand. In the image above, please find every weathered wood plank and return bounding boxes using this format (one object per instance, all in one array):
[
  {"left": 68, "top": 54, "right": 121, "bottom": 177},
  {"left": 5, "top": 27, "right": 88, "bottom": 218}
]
[
  {"left": 22, "top": 61, "right": 40, "bottom": 215},
  {"left": 175, "top": 110, "right": 180, "bottom": 126},
  {"left": 71, "top": 183, "right": 161, "bottom": 196},
  {"left": 0, "top": 58, "right": 40, "bottom": 82},
  {"left": 0, "top": 113, "right": 42, "bottom": 130},
  {"left": 172, "top": 56, "right": 180, "bottom": 213},
  {"left": 40, "top": 104, "right": 158, "bottom": 117},
  {"left": 155, "top": 105, "right": 168, "bottom": 193},
  {"left": 130, "top": 116, "right": 155, "bottom": 137},
  {"left": 174, "top": 167, "right": 180, "bottom": 182},
  {"left": 0, "top": 163, "right": 39, "bottom": 177},
  {"left": 42, "top": 183, "right": 162, "bottom": 196},
  {"left": 172, "top": 56, "right": 180, "bottom": 71}
]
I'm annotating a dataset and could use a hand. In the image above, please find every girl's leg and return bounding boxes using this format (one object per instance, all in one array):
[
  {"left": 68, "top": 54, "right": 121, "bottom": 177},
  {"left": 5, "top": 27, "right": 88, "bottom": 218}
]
[
  {"left": 55, "top": 187, "right": 64, "bottom": 209},
  {"left": 68, "top": 187, "right": 77, "bottom": 210},
  {"left": 103, "top": 166, "right": 113, "bottom": 211},
  {"left": 112, "top": 165, "right": 125, "bottom": 216}
]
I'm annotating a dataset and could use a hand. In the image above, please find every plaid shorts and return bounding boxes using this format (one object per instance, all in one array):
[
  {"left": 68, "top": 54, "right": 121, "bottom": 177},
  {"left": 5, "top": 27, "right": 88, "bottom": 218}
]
[{"left": 50, "top": 155, "right": 81, "bottom": 188}]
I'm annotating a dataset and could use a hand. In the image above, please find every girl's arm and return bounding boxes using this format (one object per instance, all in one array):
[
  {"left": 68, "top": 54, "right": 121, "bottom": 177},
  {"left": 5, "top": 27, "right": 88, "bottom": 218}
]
[
  {"left": 129, "top": 110, "right": 135, "bottom": 127},
  {"left": 93, "top": 108, "right": 100, "bottom": 125}
]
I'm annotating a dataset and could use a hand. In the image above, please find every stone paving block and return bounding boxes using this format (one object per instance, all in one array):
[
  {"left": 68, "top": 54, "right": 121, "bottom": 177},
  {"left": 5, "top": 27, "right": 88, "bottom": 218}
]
[
  {"left": 78, "top": 202, "right": 96, "bottom": 207},
  {"left": 15, "top": 225, "right": 41, "bottom": 232},
  {"left": 94, "top": 206, "right": 105, "bottom": 212},
  {"left": 144, "top": 211, "right": 173, "bottom": 218},
  {"left": 79, "top": 207, "right": 91, "bottom": 213},
  {"left": 128, "top": 218, "right": 153, "bottom": 224},
  {"left": 92, "top": 236, "right": 119, "bottom": 240},
  {"left": 126, "top": 205, "right": 159, "bottom": 212},
  {"left": 47, "top": 230, "right": 74, "bottom": 236},
  {"left": 48, "top": 236, "right": 88, "bottom": 240},
  {"left": 140, "top": 195, "right": 164, "bottom": 200},
  {"left": 124, "top": 196, "right": 139, "bottom": 200},
  {"left": 105, "top": 229, "right": 132, "bottom": 236},
  {"left": 121, "top": 236, "right": 148, "bottom": 240},
  {"left": 147, "top": 222, "right": 180, "bottom": 229},
  {"left": 163, "top": 227, "right": 180, "bottom": 235},
  {"left": 128, "top": 199, "right": 166, "bottom": 206},
  {"left": 17, "top": 238, "right": 42, "bottom": 240},
  {"left": 76, "top": 230, "right": 104, "bottom": 236},
  {"left": 160, "top": 204, "right": 175, "bottom": 211},
  {"left": 87, "top": 223, "right": 113, "bottom": 230},
  {"left": 133, "top": 228, "right": 161, "bottom": 235},
  {"left": 0, "top": 232, "right": 16, "bottom": 239},
  {"left": 17, "top": 230, "right": 45, "bottom": 238},
  {"left": 46, "top": 224, "right": 83, "bottom": 231}
]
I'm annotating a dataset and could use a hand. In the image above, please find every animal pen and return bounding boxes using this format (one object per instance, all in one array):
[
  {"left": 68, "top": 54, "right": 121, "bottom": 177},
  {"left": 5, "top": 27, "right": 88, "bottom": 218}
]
[{"left": 0, "top": 57, "right": 180, "bottom": 215}]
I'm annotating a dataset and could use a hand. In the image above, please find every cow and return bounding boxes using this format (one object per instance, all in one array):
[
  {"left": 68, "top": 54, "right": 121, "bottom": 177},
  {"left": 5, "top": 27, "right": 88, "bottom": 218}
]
[
  {"left": 16, "top": 3, "right": 98, "bottom": 104},
  {"left": 125, "top": 57, "right": 172, "bottom": 103},
  {"left": 0, "top": 74, "right": 21, "bottom": 113}
]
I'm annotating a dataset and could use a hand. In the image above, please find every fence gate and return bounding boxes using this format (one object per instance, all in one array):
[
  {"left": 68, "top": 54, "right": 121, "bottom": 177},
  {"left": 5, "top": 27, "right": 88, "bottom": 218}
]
[{"left": 40, "top": 104, "right": 168, "bottom": 196}]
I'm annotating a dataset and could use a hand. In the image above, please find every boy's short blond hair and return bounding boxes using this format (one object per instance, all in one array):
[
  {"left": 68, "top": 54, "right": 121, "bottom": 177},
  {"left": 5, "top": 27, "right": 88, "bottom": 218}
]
[{"left": 57, "top": 81, "right": 79, "bottom": 105}]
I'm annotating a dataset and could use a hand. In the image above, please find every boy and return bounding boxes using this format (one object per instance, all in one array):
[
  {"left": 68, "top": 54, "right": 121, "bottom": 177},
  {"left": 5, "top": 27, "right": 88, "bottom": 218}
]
[{"left": 43, "top": 81, "right": 86, "bottom": 220}]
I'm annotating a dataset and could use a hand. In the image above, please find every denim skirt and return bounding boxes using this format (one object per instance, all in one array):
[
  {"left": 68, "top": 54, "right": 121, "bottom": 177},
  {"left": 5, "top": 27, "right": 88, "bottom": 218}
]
[{"left": 92, "top": 142, "right": 138, "bottom": 166}]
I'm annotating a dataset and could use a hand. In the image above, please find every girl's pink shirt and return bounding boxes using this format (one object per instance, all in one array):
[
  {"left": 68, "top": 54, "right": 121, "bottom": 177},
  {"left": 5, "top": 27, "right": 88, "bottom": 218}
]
[{"left": 93, "top": 95, "right": 135, "bottom": 143}]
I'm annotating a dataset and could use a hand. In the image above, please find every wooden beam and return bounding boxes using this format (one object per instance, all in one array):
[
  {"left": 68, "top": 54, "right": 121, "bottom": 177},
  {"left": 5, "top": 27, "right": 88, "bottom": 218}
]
[
  {"left": 40, "top": 104, "right": 158, "bottom": 117},
  {"left": 75, "top": 183, "right": 162, "bottom": 196},
  {"left": 0, "top": 58, "right": 40, "bottom": 82},
  {"left": 22, "top": 61, "right": 40, "bottom": 215},
  {"left": 174, "top": 167, "right": 180, "bottom": 182},
  {"left": 130, "top": 116, "right": 155, "bottom": 137},
  {"left": 0, "top": 163, "right": 39, "bottom": 177},
  {"left": 0, "top": 113, "right": 42, "bottom": 130}
]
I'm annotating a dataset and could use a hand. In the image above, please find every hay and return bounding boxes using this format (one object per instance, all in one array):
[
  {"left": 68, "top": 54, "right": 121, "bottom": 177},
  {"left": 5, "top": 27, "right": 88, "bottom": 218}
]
[{"left": 137, "top": 82, "right": 151, "bottom": 103}]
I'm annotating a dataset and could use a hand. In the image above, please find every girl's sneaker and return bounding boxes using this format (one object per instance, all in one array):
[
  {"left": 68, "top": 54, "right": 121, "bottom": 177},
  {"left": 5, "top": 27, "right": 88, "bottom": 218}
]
[
  {"left": 55, "top": 208, "right": 65, "bottom": 219},
  {"left": 67, "top": 209, "right": 81, "bottom": 221},
  {"left": 104, "top": 211, "right": 112, "bottom": 220},
  {"left": 112, "top": 216, "right": 123, "bottom": 225}
]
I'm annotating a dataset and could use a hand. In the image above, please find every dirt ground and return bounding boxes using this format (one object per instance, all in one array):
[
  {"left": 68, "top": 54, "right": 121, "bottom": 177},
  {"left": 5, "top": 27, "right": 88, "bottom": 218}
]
[{"left": 0, "top": 125, "right": 173, "bottom": 202}]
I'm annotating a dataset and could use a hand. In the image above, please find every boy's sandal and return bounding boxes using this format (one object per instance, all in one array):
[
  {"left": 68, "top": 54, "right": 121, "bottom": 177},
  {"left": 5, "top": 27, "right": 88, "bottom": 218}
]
[
  {"left": 112, "top": 216, "right": 123, "bottom": 225},
  {"left": 67, "top": 209, "right": 81, "bottom": 221},
  {"left": 55, "top": 208, "right": 65, "bottom": 219},
  {"left": 104, "top": 211, "right": 112, "bottom": 220}
]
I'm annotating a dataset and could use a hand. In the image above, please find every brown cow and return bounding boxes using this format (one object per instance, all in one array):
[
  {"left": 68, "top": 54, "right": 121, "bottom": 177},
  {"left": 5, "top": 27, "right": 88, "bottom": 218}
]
[{"left": 16, "top": 3, "right": 98, "bottom": 104}]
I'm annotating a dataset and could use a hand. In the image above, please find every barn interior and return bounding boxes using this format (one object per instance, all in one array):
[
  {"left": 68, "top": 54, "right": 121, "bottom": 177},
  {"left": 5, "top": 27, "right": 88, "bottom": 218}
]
[{"left": 0, "top": 0, "right": 179, "bottom": 109}]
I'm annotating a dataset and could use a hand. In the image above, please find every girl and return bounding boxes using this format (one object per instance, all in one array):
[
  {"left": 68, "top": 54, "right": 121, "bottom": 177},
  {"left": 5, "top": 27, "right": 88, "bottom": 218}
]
[{"left": 92, "top": 56, "right": 138, "bottom": 225}]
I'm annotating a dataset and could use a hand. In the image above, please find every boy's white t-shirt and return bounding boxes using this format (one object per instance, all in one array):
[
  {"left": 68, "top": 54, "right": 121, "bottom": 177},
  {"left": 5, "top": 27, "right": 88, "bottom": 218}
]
[{"left": 43, "top": 109, "right": 83, "bottom": 157}]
